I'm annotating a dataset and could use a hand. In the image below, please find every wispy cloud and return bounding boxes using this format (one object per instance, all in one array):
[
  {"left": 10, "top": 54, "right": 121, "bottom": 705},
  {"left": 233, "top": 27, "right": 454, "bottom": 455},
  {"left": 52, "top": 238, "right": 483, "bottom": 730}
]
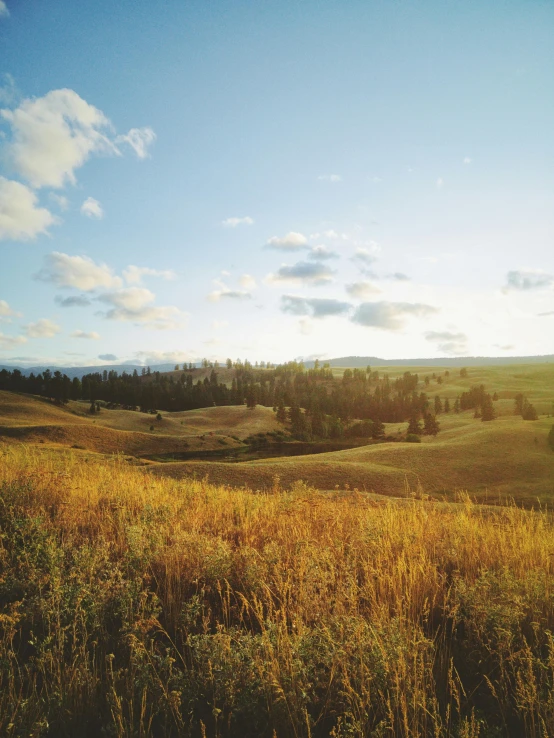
[
  {"left": 317, "top": 174, "right": 342, "bottom": 183},
  {"left": 0, "top": 2, "right": 9, "bottom": 19},
  {"left": 24, "top": 318, "right": 61, "bottom": 338},
  {"left": 351, "top": 301, "right": 438, "bottom": 330},
  {"left": 308, "top": 245, "right": 339, "bottom": 260},
  {"left": 71, "top": 330, "right": 100, "bottom": 339},
  {"left": 424, "top": 330, "right": 468, "bottom": 355},
  {"left": 345, "top": 281, "right": 381, "bottom": 300},
  {"left": 123, "top": 265, "right": 177, "bottom": 285},
  {"left": 267, "top": 260, "right": 334, "bottom": 286},
  {"left": 222, "top": 216, "right": 254, "bottom": 227},
  {"left": 281, "top": 295, "right": 351, "bottom": 318},
  {"left": 0, "top": 299, "right": 21, "bottom": 321}
]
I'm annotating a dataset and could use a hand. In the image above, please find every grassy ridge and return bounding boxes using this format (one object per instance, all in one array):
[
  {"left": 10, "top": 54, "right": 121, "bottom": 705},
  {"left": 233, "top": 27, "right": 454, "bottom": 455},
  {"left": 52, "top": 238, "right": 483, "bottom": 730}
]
[{"left": 2, "top": 445, "right": 554, "bottom": 736}]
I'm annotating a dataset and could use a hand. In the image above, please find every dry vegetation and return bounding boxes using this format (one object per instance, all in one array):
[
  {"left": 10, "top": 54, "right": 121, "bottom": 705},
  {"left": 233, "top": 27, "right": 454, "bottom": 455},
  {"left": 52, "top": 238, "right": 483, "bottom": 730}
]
[{"left": 2, "top": 444, "right": 554, "bottom": 737}]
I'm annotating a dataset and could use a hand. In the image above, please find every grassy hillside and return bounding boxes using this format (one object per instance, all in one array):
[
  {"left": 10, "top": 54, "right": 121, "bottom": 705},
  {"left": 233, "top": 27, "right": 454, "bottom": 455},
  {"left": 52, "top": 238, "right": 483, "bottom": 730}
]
[
  {"left": 0, "top": 392, "right": 279, "bottom": 456},
  {"left": 2, "top": 445, "right": 554, "bottom": 736},
  {"left": 152, "top": 412, "right": 554, "bottom": 505}
]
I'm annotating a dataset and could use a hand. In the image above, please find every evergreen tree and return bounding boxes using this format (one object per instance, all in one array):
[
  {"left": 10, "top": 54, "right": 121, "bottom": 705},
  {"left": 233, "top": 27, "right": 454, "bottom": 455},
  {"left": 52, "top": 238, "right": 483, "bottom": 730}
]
[
  {"left": 481, "top": 394, "right": 496, "bottom": 421},
  {"left": 522, "top": 401, "right": 538, "bottom": 420},
  {"left": 444, "top": 398, "right": 450, "bottom": 413},
  {"left": 407, "top": 416, "right": 422, "bottom": 435},
  {"left": 454, "top": 397, "right": 460, "bottom": 413},
  {"left": 434, "top": 396, "right": 443, "bottom": 414},
  {"left": 423, "top": 413, "right": 440, "bottom": 436}
]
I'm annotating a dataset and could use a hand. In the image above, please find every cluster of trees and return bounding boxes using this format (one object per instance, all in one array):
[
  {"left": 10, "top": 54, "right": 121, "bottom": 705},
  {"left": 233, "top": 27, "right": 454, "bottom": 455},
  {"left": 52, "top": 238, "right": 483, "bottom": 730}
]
[
  {"left": 0, "top": 363, "right": 467, "bottom": 442},
  {"left": 458, "top": 384, "right": 497, "bottom": 421},
  {"left": 5, "top": 362, "right": 548, "bottom": 442},
  {"left": 514, "top": 393, "right": 538, "bottom": 420}
]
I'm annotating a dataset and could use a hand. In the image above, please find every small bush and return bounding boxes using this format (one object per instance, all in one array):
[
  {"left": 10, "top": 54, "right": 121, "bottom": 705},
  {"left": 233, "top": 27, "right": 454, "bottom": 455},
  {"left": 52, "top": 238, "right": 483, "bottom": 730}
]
[{"left": 406, "top": 433, "right": 422, "bottom": 443}]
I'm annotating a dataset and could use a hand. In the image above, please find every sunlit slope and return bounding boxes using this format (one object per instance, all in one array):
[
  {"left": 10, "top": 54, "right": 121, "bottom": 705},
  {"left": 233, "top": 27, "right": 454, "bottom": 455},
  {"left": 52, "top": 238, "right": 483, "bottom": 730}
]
[
  {"left": 0, "top": 392, "right": 278, "bottom": 454},
  {"left": 153, "top": 413, "right": 554, "bottom": 503},
  {"left": 0, "top": 391, "right": 89, "bottom": 427},
  {"left": 67, "top": 401, "right": 281, "bottom": 439}
]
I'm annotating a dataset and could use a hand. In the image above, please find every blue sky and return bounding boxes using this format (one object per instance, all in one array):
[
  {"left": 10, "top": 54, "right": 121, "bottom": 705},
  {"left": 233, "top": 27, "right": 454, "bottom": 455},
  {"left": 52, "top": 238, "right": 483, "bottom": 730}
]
[{"left": 0, "top": 0, "right": 553, "bottom": 366}]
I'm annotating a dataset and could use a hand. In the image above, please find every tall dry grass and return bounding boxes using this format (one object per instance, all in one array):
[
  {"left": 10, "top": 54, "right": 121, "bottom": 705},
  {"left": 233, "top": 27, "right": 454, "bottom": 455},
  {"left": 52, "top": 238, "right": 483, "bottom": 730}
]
[{"left": 1, "top": 443, "right": 554, "bottom": 737}]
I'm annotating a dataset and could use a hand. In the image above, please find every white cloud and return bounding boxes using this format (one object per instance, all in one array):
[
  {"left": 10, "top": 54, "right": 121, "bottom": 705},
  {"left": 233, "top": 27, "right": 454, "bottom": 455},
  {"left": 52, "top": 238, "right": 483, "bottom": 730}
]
[
  {"left": 345, "top": 281, "right": 381, "bottom": 299},
  {"left": 437, "top": 177, "right": 445, "bottom": 189},
  {"left": 266, "top": 261, "right": 334, "bottom": 286},
  {"left": 80, "top": 196, "right": 103, "bottom": 219},
  {"left": 115, "top": 127, "right": 156, "bottom": 159},
  {"left": 0, "top": 299, "right": 21, "bottom": 321},
  {"left": 239, "top": 274, "right": 257, "bottom": 289},
  {"left": 0, "top": 2, "right": 9, "bottom": 18},
  {"left": 71, "top": 330, "right": 100, "bottom": 339},
  {"left": 317, "top": 174, "right": 342, "bottom": 182},
  {"left": 266, "top": 231, "right": 308, "bottom": 251},
  {"left": 123, "top": 265, "right": 177, "bottom": 285},
  {"left": 351, "top": 301, "right": 438, "bottom": 331},
  {"left": 98, "top": 288, "right": 185, "bottom": 329},
  {"left": 0, "top": 333, "right": 27, "bottom": 349},
  {"left": 463, "top": 156, "right": 472, "bottom": 165},
  {"left": 25, "top": 318, "right": 61, "bottom": 338},
  {"left": 36, "top": 252, "right": 122, "bottom": 291},
  {"left": 0, "top": 177, "right": 56, "bottom": 241},
  {"left": 1, "top": 89, "right": 118, "bottom": 189},
  {"left": 1, "top": 90, "right": 156, "bottom": 190},
  {"left": 222, "top": 216, "right": 254, "bottom": 227}
]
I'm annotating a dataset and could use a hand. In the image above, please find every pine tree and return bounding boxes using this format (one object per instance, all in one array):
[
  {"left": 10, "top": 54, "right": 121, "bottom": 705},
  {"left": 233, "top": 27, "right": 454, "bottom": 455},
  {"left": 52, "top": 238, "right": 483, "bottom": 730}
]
[
  {"left": 434, "top": 396, "right": 443, "bottom": 414},
  {"left": 454, "top": 397, "right": 460, "bottom": 413},
  {"left": 407, "top": 416, "right": 422, "bottom": 435},
  {"left": 423, "top": 413, "right": 440, "bottom": 436},
  {"left": 481, "top": 394, "right": 496, "bottom": 421},
  {"left": 444, "top": 398, "right": 450, "bottom": 413}
]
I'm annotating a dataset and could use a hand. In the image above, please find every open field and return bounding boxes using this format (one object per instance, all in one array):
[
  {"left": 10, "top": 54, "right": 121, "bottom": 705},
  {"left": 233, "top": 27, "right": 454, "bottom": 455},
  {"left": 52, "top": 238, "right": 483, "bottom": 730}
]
[
  {"left": 2, "top": 360, "right": 554, "bottom": 504},
  {"left": 2, "top": 444, "right": 554, "bottom": 736}
]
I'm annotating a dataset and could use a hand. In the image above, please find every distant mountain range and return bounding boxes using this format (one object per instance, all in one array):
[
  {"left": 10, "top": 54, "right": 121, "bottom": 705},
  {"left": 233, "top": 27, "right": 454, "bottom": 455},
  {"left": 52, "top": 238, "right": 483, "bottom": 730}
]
[
  {"left": 1, "top": 354, "right": 553, "bottom": 380},
  {"left": 302, "top": 355, "right": 554, "bottom": 368}
]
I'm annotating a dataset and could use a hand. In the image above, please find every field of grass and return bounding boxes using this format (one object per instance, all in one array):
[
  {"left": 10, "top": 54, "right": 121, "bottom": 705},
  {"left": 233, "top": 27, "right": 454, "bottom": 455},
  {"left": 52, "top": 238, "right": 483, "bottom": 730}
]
[
  {"left": 2, "top": 361, "right": 554, "bottom": 504},
  {"left": 3, "top": 444, "right": 554, "bottom": 736},
  {"left": 156, "top": 412, "right": 554, "bottom": 505}
]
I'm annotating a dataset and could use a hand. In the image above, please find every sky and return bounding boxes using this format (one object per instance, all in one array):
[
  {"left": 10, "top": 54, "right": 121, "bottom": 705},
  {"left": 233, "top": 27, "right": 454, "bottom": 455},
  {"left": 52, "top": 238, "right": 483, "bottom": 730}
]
[{"left": 0, "top": 0, "right": 553, "bottom": 368}]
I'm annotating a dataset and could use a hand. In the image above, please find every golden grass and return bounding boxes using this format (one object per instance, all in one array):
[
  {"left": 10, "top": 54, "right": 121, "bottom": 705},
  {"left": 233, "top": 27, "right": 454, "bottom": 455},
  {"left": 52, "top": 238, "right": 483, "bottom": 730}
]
[{"left": 2, "top": 444, "right": 554, "bottom": 736}]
